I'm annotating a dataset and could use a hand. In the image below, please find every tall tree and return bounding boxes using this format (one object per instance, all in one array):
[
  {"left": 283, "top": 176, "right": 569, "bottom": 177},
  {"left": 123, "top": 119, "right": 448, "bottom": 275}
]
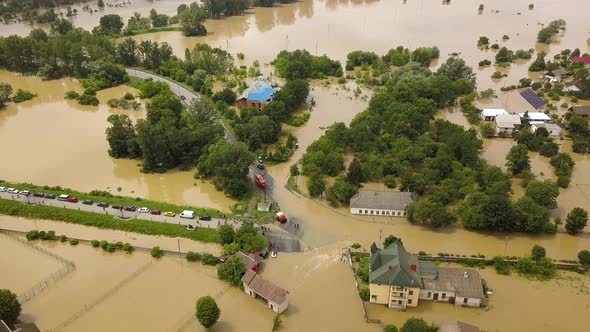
[
  {"left": 195, "top": 296, "right": 220, "bottom": 328},
  {"left": 565, "top": 207, "right": 588, "bottom": 235},
  {"left": 217, "top": 256, "right": 245, "bottom": 286},
  {"left": 98, "top": 14, "right": 124, "bottom": 35},
  {"left": 179, "top": 2, "right": 208, "bottom": 36},
  {"left": 105, "top": 114, "right": 141, "bottom": 158},
  {"left": 0, "top": 289, "right": 21, "bottom": 326},
  {"left": 0, "top": 83, "right": 13, "bottom": 108},
  {"left": 525, "top": 180, "right": 559, "bottom": 209},
  {"left": 506, "top": 144, "right": 530, "bottom": 175},
  {"left": 346, "top": 158, "right": 364, "bottom": 185}
]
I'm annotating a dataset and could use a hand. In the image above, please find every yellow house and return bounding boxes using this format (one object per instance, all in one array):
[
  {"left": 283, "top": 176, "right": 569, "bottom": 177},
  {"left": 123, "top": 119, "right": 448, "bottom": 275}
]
[{"left": 368, "top": 240, "right": 422, "bottom": 310}]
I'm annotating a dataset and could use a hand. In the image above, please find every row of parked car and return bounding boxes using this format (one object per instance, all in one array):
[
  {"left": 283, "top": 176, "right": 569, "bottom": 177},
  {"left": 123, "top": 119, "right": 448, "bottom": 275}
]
[{"left": 0, "top": 187, "right": 212, "bottom": 220}]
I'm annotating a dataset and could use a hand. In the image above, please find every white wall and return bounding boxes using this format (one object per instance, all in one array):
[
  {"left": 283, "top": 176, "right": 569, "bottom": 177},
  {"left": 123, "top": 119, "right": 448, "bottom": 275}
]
[
  {"left": 455, "top": 296, "right": 481, "bottom": 307},
  {"left": 351, "top": 208, "right": 406, "bottom": 217},
  {"left": 419, "top": 289, "right": 456, "bottom": 303}
]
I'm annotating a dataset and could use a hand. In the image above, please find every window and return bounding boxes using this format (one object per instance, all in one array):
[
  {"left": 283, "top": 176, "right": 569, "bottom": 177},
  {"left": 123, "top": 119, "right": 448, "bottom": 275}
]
[
  {"left": 371, "top": 295, "right": 377, "bottom": 301},
  {"left": 409, "top": 290, "right": 413, "bottom": 295},
  {"left": 397, "top": 211, "right": 401, "bottom": 216},
  {"left": 408, "top": 299, "right": 412, "bottom": 304},
  {"left": 370, "top": 210, "right": 374, "bottom": 214},
  {"left": 463, "top": 297, "right": 468, "bottom": 304},
  {"left": 442, "top": 293, "right": 447, "bottom": 299},
  {"left": 398, "top": 300, "right": 403, "bottom": 305},
  {"left": 427, "top": 292, "right": 431, "bottom": 298}
]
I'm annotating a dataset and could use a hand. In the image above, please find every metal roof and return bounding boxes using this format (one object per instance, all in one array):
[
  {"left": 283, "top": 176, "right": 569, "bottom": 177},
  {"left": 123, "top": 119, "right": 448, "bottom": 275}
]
[
  {"left": 242, "top": 269, "right": 288, "bottom": 304},
  {"left": 495, "top": 114, "right": 521, "bottom": 128},
  {"left": 421, "top": 267, "right": 485, "bottom": 299},
  {"left": 369, "top": 240, "right": 423, "bottom": 288},
  {"left": 481, "top": 108, "right": 507, "bottom": 117},
  {"left": 350, "top": 190, "right": 414, "bottom": 210},
  {"left": 247, "top": 87, "right": 277, "bottom": 102},
  {"left": 519, "top": 112, "right": 551, "bottom": 121},
  {"left": 570, "top": 106, "right": 590, "bottom": 116},
  {"left": 519, "top": 89, "right": 546, "bottom": 109}
]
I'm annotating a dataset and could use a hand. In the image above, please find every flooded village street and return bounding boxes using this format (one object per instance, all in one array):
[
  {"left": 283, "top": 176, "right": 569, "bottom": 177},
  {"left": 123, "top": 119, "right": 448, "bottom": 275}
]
[{"left": 1, "top": 0, "right": 590, "bottom": 331}]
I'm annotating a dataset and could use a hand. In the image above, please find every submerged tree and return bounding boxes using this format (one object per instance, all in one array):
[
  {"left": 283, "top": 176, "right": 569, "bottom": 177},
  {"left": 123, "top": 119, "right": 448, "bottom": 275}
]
[{"left": 195, "top": 296, "right": 220, "bottom": 328}]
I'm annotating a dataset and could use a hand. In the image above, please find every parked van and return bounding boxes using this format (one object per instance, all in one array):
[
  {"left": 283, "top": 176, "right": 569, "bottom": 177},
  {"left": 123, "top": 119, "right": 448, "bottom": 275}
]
[
  {"left": 180, "top": 210, "right": 195, "bottom": 219},
  {"left": 57, "top": 194, "right": 69, "bottom": 201}
]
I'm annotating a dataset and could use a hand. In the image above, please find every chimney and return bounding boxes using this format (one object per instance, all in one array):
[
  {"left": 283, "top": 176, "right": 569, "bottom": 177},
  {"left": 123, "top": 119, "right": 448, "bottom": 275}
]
[
  {"left": 464, "top": 271, "right": 469, "bottom": 278},
  {"left": 410, "top": 264, "right": 416, "bottom": 271}
]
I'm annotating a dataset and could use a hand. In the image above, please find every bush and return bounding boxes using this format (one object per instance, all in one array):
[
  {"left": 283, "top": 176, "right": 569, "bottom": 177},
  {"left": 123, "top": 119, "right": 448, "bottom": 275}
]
[
  {"left": 359, "top": 287, "right": 370, "bottom": 301},
  {"left": 491, "top": 71, "right": 504, "bottom": 79},
  {"left": 59, "top": 235, "right": 67, "bottom": 242},
  {"left": 492, "top": 256, "right": 511, "bottom": 275},
  {"left": 186, "top": 251, "right": 201, "bottom": 261},
  {"left": 100, "top": 240, "right": 109, "bottom": 250},
  {"left": 384, "top": 175, "right": 397, "bottom": 188},
  {"left": 201, "top": 253, "right": 219, "bottom": 265},
  {"left": 12, "top": 89, "right": 37, "bottom": 103},
  {"left": 151, "top": 246, "right": 163, "bottom": 258},
  {"left": 543, "top": 222, "right": 557, "bottom": 234},
  {"left": 77, "top": 91, "right": 99, "bottom": 106},
  {"left": 356, "top": 257, "right": 369, "bottom": 282},
  {"left": 91, "top": 239, "right": 100, "bottom": 247},
  {"left": 123, "top": 243, "right": 134, "bottom": 252},
  {"left": 106, "top": 243, "right": 117, "bottom": 253},
  {"left": 237, "top": 52, "right": 245, "bottom": 60},
  {"left": 384, "top": 325, "right": 399, "bottom": 332},
  {"left": 26, "top": 230, "right": 39, "bottom": 240},
  {"left": 64, "top": 90, "right": 80, "bottom": 99},
  {"left": 478, "top": 59, "right": 492, "bottom": 67},
  {"left": 351, "top": 243, "right": 361, "bottom": 249},
  {"left": 123, "top": 92, "right": 135, "bottom": 100},
  {"left": 69, "top": 238, "right": 79, "bottom": 245}
]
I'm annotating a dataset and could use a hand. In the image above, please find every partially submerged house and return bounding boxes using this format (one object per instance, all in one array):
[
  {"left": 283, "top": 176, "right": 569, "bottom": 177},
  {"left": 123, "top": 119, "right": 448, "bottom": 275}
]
[
  {"left": 494, "top": 114, "right": 521, "bottom": 134},
  {"left": 236, "top": 77, "right": 278, "bottom": 110},
  {"left": 519, "top": 112, "right": 551, "bottom": 123},
  {"left": 350, "top": 191, "right": 415, "bottom": 217},
  {"left": 520, "top": 89, "right": 546, "bottom": 110},
  {"left": 569, "top": 105, "right": 590, "bottom": 117},
  {"left": 369, "top": 240, "right": 485, "bottom": 310},
  {"left": 544, "top": 68, "right": 569, "bottom": 82},
  {"left": 237, "top": 251, "right": 263, "bottom": 272},
  {"left": 440, "top": 321, "right": 480, "bottom": 332},
  {"left": 530, "top": 122, "right": 561, "bottom": 136},
  {"left": 242, "top": 269, "right": 289, "bottom": 313},
  {"left": 572, "top": 56, "right": 590, "bottom": 69},
  {"left": 480, "top": 108, "right": 508, "bottom": 121},
  {"left": 564, "top": 80, "right": 584, "bottom": 92}
]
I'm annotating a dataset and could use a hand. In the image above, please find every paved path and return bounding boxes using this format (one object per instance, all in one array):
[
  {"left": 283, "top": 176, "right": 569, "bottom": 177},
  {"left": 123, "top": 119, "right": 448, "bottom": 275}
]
[
  {"left": 125, "top": 68, "right": 274, "bottom": 193},
  {"left": 0, "top": 191, "right": 301, "bottom": 252}
]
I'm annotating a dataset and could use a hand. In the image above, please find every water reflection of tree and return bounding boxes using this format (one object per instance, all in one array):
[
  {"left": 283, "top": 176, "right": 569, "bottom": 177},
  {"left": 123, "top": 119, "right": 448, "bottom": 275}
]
[
  {"left": 253, "top": 0, "right": 314, "bottom": 33},
  {"left": 204, "top": 13, "right": 250, "bottom": 41},
  {"left": 325, "top": 0, "right": 380, "bottom": 11}
]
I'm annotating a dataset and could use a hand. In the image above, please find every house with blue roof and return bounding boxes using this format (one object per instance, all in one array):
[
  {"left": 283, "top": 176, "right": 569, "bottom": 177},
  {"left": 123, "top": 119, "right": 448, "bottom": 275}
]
[{"left": 236, "top": 77, "right": 279, "bottom": 110}]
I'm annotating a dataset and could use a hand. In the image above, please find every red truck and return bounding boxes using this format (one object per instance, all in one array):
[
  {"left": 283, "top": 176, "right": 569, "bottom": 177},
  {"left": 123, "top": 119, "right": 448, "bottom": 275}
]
[{"left": 255, "top": 174, "right": 266, "bottom": 189}]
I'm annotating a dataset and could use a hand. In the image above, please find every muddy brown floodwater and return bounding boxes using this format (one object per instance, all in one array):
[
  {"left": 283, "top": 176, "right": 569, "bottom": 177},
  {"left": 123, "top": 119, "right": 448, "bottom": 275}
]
[{"left": 0, "top": 71, "right": 235, "bottom": 211}]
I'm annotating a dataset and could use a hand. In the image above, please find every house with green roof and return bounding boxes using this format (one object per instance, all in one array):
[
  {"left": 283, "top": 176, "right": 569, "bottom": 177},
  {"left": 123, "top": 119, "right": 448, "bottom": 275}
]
[{"left": 368, "top": 239, "right": 485, "bottom": 310}]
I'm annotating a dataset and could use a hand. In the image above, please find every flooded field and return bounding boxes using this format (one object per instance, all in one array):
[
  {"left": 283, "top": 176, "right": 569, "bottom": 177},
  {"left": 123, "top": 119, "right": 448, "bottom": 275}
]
[
  {"left": 366, "top": 264, "right": 590, "bottom": 332},
  {"left": 0, "top": 71, "right": 235, "bottom": 211}
]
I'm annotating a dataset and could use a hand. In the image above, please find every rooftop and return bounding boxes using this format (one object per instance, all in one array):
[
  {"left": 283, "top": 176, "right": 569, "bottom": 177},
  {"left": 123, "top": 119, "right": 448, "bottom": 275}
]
[
  {"left": 481, "top": 108, "right": 507, "bottom": 117},
  {"left": 572, "top": 56, "right": 590, "bottom": 64},
  {"left": 495, "top": 114, "right": 521, "bottom": 128},
  {"left": 547, "top": 68, "right": 568, "bottom": 77},
  {"left": 520, "top": 89, "right": 546, "bottom": 109},
  {"left": 350, "top": 190, "right": 414, "bottom": 211},
  {"left": 530, "top": 122, "right": 560, "bottom": 131},
  {"left": 242, "top": 269, "right": 288, "bottom": 304},
  {"left": 570, "top": 105, "right": 590, "bottom": 116},
  {"left": 421, "top": 267, "right": 484, "bottom": 299},
  {"left": 369, "top": 240, "right": 423, "bottom": 288},
  {"left": 440, "top": 321, "right": 480, "bottom": 332},
  {"left": 238, "top": 77, "right": 277, "bottom": 101},
  {"left": 248, "top": 87, "right": 277, "bottom": 102},
  {"left": 519, "top": 112, "right": 551, "bottom": 121},
  {"left": 237, "top": 251, "right": 262, "bottom": 269}
]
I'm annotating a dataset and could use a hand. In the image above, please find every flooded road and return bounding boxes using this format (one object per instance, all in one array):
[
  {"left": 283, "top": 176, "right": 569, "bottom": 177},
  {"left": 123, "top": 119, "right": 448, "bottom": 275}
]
[{"left": 0, "top": 71, "right": 235, "bottom": 211}]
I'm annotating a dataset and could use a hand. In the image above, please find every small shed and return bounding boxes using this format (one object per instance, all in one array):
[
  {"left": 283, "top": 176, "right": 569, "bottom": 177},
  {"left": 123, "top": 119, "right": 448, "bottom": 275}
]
[
  {"left": 569, "top": 105, "right": 590, "bottom": 117},
  {"left": 519, "top": 112, "right": 551, "bottom": 123},
  {"left": 530, "top": 122, "right": 561, "bottom": 136},
  {"left": 242, "top": 269, "right": 289, "bottom": 313},
  {"left": 480, "top": 108, "right": 508, "bottom": 121},
  {"left": 545, "top": 68, "right": 569, "bottom": 82}
]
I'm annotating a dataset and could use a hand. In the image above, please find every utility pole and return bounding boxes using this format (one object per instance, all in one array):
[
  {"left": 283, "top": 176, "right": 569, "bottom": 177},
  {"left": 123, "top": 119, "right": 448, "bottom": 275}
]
[
  {"left": 177, "top": 238, "right": 181, "bottom": 257},
  {"left": 285, "top": 33, "right": 288, "bottom": 51},
  {"left": 379, "top": 228, "right": 383, "bottom": 246}
]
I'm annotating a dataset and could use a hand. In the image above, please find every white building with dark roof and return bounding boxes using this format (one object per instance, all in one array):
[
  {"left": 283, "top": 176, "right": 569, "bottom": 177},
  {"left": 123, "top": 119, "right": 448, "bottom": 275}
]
[{"left": 350, "top": 191, "right": 415, "bottom": 217}]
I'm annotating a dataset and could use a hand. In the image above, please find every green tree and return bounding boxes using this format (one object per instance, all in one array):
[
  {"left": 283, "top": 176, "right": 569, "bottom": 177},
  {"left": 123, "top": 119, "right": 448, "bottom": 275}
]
[
  {"left": 195, "top": 296, "right": 220, "bottom": 328},
  {"left": 0, "top": 289, "right": 21, "bottom": 326},
  {"left": 326, "top": 177, "right": 358, "bottom": 205},
  {"left": 506, "top": 144, "right": 530, "bottom": 175},
  {"left": 272, "top": 315, "right": 282, "bottom": 331},
  {"left": 529, "top": 52, "right": 547, "bottom": 72},
  {"left": 531, "top": 245, "right": 546, "bottom": 260},
  {"left": 116, "top": 38, "right": 138, "bottom": 66},
  {"left": 219, "top": 224, "right": 235, "bottom": 245},
  {"left": 150, "top": 246, "right": 162, "bottom": 258},
  {"left": 179, "top": 2, "right": 208, "bottom": 36},
  {"left": 105, "top": 114, "right": 141, "bottom": 158},
  {"left": 216, "top": 255, "right": 245, "bottom": 286},
  {"left": 307, "top": 173, "right": 326, "bottom": 197},
  {"left": 401, "top": 317, "right": 438, "bottom": 332},
  {"left": 384, "top": 325, "right": 399, "bottom": 332},
  {"left": 495, "top": 47, "right": 514, "bottom": 63},
  {"left": 234, "top": 224, "right": 268, "bottom": 252},
  {"left": 0, "top": 83, "right": 13, "bottom": 108},
  {"left": 479, "top": 122, "right": 495, "bottom": 138},
  {"left": 98, "top": 14, "right": 124, "bottom": 35},
  {"left": 565, "top": 207, "right": 588, "bottom": 235},
  {"left": 578, "top": 250, "right": 590, "bottom": 267},
  {"left": 197, "top": 141, "right": 254, "bottom": 197},
  {"left": 290, "top": 164, "right": 299, "bottom": 176},
  {"left": 436, "top": 57, "right": 475, "bottom": 82},
  {"left": 525, "top": 180, "right": 559, "bottom": 209},
  {"left": 537, "top": 19, "right": 566, "bottom": 43},
  {"left": 513, "top": 196, "right": 550, "bottom": 233},
  {"left": 346, "top": 158, "right": 364, "bottom": 185},
  {"left": 383, "top": 235, "right": 398, "bottom": 248},
  {"left": 50, "top": 18, "right": 74, "bottom": 35}
]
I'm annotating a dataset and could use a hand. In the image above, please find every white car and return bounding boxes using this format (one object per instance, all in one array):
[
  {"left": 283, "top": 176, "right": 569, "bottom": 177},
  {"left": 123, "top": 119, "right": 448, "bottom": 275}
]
[
  {"left": 138, "top": 207, "right": 150, "bottom": 213},
  {"left": 20, "top": 190, "right": 31, "bottom": 196},
  {"left": 0, "top": 186, "right": 6, "bottom": 192},
  {"left": 57, "top": 194, "right": 69, "bottom": 201},
  {"left": 7, "top": 188, "right": 17, "bottom": 193}
]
